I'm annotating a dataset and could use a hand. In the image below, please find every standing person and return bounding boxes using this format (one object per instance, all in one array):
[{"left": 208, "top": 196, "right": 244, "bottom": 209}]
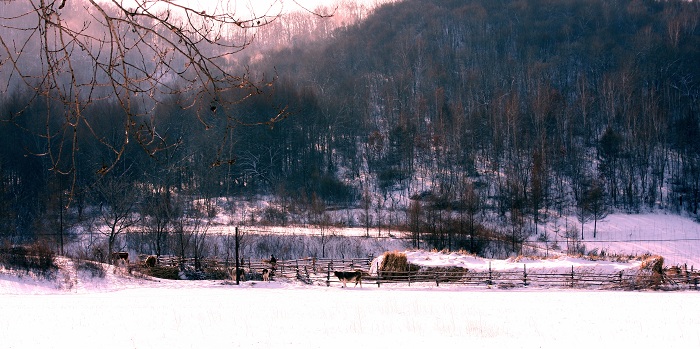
[{"left": 269, "top": 254, "right": 277, "bottom": 277}]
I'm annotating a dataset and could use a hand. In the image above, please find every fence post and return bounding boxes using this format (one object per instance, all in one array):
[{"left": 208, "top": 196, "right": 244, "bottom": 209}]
[
  {"left": 326, "top": 261, "right": 331, "bottom": 287},
  {"left": 523, "top": 264, "right": 528, "bottom": 287},
  {"left": 571, "top": 266, "right": 575, "bottom": 288},
  {"left": 688, "top": 265, "right": 698, "bottom": 291},
  {"left": 376, "top": 261, "right": 381, "bottom": 288},
  {"left": 488, "top": 261, "right": 492, "bottom": 286},
  {"left": 618, "top": 271, "right": 623, "bottom": 285},
  {"left": 435, "top": 271, "right": 439, "bottom": 287},
  {"left": 235, "top": 227, "right": 239, "bottom": 285}
]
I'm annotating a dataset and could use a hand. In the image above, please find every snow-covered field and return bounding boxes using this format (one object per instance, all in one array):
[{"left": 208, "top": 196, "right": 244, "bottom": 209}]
[
  {"left": 543, "top": 213, "right": 700, "bottom": 267},
  {"left": 574, "top": 213, "right": 700, "bottom": 266},
  {"left": 2, "top": 271, "right": 700, "bottom": 349},
  {"left": 3, "top": 212, "right": 700, "bottom": 349}
]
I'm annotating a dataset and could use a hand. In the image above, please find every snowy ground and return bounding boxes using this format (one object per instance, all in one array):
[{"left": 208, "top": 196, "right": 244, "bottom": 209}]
[
  {"left": 391, "top": 250, "right": 643, "bottom": 275},
  {"left": 2, "top": 271, "right": 700, "bottom": 349},
  {"left": 542, "top": 213, "right": 700, "bottom": 267},
  {"left": 3, "top": 212, "right": 700, "bottom": 348},
  {"left": 2, "top": 257, "right": 700, "bottom": 349}
]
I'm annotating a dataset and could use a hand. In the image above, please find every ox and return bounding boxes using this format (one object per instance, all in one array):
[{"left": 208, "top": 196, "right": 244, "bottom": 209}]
[{"left": 334, "top": 270, "right": 363, "bottom": 288}]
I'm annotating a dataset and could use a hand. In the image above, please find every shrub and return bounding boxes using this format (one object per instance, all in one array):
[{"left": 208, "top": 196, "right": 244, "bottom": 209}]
[
  {"left": 144, "top": 266, "right": 180, "bottom": 280},
  {"left": 261, "top": 206, "right": 288, "bottom": 225},
  {"left": 0, "top": 243, "right": 57, "bottom": 278},
  {"left": 203, "top": 267, "right": 230, "bottom": 280},
  {"left": 75, "top": 259, "right": 106, "bottom": 279}
]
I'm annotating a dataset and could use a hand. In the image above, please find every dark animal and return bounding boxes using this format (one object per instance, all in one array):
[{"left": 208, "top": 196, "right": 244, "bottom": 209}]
[
  {"left": 262, "top": 268, "right": 270, "bottom": 282},
  {"left": 230, "top": 267, "right": 246, "bottom": 281},
  {"left": 144, "top": 255, "right": 157, "bottom": 268},
  {"left": 111, "top": 252, "right": 129, "bottom": 266},
  {"left": 334, "top": 270, "right": 363, "bottom": 288}
]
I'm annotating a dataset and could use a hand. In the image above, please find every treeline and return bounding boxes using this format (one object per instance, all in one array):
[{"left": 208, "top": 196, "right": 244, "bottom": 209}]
[
  {"left": 247, "top": 0, "right": 700, "bottom": 252},
  {"left": 1, "top": 0, "right": 699, "bottom": 258}
]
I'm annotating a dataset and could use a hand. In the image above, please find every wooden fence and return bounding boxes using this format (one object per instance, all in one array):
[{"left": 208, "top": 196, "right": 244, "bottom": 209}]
[
  {"left": 142, "top": 255, "right": 700, "bottom": 290},
  {"left": 365, "top": 264, "right": 700, "bottom": 290}
]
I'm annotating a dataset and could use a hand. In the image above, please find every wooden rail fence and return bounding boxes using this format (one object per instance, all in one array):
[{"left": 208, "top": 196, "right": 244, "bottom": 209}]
[{"left": 141, "top": 255, "right": 700, "bottom": 290}]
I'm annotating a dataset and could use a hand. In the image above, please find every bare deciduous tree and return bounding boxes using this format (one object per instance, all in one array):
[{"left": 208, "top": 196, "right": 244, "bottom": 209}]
[
  {"left": 0, "top": 0, "right": 330, "bottom": 194},
  {"left": 94, "top": 172, "right": 139, "bottom": 263}
]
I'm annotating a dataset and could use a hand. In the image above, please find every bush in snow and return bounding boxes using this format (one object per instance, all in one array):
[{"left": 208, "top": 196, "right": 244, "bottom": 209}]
[
  {"left": 0, "top": 243, "right": 57, "bottom": 279},
  {"left": 75, "top": 259, "right": 106, "bottom": 279}
]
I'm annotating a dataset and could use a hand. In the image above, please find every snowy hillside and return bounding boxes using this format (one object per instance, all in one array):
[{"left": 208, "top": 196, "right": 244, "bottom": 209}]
[{"left": 540, "top": 213, "right": 700, "bottom": 267}]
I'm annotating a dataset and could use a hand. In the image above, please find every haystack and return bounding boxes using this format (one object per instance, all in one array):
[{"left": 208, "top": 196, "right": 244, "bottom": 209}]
[
  {"left": 637, "top": 255, "right": 665, "bottom": 288},
  {"left": 380, "top": 251, "right": 409, "bottom": 272}
]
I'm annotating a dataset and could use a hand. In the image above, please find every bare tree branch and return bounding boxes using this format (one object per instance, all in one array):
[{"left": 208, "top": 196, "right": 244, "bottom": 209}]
[{"left": 0, "top": 0, "right": 318, "bottom": 197}]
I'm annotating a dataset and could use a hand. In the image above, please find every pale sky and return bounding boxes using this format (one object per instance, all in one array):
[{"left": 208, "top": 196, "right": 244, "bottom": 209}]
[
  {"left": 89, "top": 0, "right": 388, "bottom": 20},
  {"left": 97, "top": 0, "right": 386, "bottom": 17},
  {"left": 207, "top": 0, "right": 388, "bottom": 16}
]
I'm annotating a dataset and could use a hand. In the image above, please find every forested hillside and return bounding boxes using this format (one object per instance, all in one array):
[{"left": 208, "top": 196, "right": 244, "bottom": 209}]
[
  {"left": 237, "top": 0, "right": 700, "bottom": 251},
  {"left": 1, "top": 0, "right": 699, "bottom": 256}
]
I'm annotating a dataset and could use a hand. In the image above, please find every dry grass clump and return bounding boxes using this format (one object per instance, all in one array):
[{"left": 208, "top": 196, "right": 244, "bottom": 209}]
[
  {"left": 640, "top": 255, "right": 664, "bottom": 274},
  {"left": 378, "top": 251, "right": 420, "bottom": 280},
  {"left": 634, "top": 255, "right": 668, "bottom": 289},
  {"left": 204, "top": 267, "right": 230, "bottom": 280},
  {"left": 419, "top": 266, "right": 469, "bottom": 282},
  {"left": 140, "top": 265, "right": 230, "bottom": 280},
  {"left": 144, "top": 266, "right": 180, "bottom": 280},
  {"left": 75, "top": 259, "right": 106, "bottom": 279},
  {"left": 455, "top": 249, "right": 477, "bottom": 257},
  {"left": 380, "top": 251, "right": 409, "bottom": 272}
]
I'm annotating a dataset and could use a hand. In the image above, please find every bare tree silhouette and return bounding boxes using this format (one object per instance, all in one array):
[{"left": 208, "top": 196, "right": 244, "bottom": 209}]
[{"left": 0, "top": 0, "right": 331, "bottom": 196}]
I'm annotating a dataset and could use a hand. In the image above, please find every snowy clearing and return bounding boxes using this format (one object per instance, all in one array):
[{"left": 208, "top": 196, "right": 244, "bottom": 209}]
[
  {"left": 561, "top": 213, "right": 700, "bottom": 266},
  {"left": 2, "top": 282, "right": 700, "bottom": 349}
]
